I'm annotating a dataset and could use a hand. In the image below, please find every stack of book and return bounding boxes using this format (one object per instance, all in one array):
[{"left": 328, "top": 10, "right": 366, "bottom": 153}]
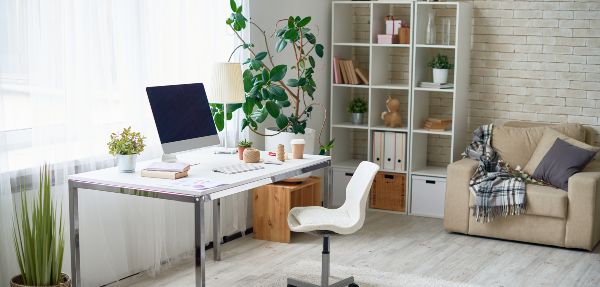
[
  {"left": 333, "top": 57, "right": 369, "bottom": 85},
  {"left": 423, "top": 118, "right": 452, "bottom": 131},
  {"left": 419, "top": 82, "right": 454, "bottom": 89},
  {"left": 141, "top": 162, "right": 190, "bottom": 179}
]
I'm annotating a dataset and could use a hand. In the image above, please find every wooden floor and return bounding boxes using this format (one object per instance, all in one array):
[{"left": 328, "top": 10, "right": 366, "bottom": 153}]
[{"left": 110, "top": 212, "right": 600, "bottom": 287}]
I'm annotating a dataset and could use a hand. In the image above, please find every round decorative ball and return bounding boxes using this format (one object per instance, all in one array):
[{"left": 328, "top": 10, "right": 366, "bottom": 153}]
[{"left": 243, "top": 148, "right": 261, "bottom": 163}]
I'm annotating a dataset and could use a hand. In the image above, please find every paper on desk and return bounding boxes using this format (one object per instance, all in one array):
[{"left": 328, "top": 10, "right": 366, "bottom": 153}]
[{"left": 159, "top": 178, "right": 227, "bottom": 190}]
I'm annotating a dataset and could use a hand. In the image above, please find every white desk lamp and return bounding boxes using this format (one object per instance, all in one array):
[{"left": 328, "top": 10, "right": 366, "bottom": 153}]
[{"left": 208, "top": 62, "right": 246, "bottom": 154}]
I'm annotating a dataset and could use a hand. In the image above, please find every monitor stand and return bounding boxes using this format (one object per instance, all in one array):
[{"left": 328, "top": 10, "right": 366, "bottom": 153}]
[
  {"left": 213, "top": 147, "right": 237, "bottom": 154},
  {"left": 162, "top": 153, "right": 178, "bottom": 163}
]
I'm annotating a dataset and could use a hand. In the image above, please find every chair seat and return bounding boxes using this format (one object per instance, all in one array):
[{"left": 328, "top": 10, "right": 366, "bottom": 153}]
[
  {"left": 469, "top": 183, "right": 568, "bottom": 219},
  {"left": 288, "top": 206, "right": 357, "bottom": 235}
]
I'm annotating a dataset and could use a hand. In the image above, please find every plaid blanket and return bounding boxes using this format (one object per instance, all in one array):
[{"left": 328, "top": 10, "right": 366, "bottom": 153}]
[{"left": 464, "top": 124, "right": 526, "bottom": 223}]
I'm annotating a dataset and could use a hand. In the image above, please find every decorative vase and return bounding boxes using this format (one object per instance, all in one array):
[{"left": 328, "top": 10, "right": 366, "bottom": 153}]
[
  {"left": 265, "top": 128, "right": 316, "bottom": 181},
  {"left": 426, "top": 10, "right": 436, "bottom": 45},
  {"left": 352, "top": 113, "right": 364, "bottom": 125},
  {"left": 116, "top": 154, "right": 137, "bottom": 173},
  {"left": 11, "top": 274, "right": 71, "bottom": 287},
  {"left": 433, "top": 68, "right": 449, "bottom": 84},
  {"left": 237, "top": 146, "right": 247, "bottom": 160}
]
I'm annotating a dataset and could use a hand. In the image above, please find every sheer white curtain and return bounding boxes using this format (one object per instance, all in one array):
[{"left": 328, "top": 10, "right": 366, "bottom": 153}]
[{"left": 0, "top": 0, "right": 249, "bottom": 286}]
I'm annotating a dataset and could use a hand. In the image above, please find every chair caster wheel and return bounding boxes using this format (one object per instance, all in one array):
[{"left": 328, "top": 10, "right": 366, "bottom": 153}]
[{"left": 349, "top": 284, "right": 359, "bottom": 287}]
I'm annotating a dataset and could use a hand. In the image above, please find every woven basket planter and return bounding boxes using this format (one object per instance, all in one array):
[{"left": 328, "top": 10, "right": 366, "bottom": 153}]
[{"left": 10, "top": 274, "right": 71, "bottom": 287}]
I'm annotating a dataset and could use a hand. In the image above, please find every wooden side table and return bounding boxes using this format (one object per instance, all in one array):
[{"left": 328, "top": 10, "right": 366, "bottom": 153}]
[{"left": 252, "top": 176, "right": 321, "bottom": 243}]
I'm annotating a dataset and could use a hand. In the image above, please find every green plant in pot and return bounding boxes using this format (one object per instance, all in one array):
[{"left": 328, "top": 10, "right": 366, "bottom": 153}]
[
  {"left": 428, "top": 54, "right": 454, "bottom": 84},
  {"left": 347, "top": 97, "right": 368, "bottom": 125},
  {"left": 11, "top": 165, "right": 71, "bottom": 287},
  {"left": 211, "top": 1, "right": 333, "bottom": 156},
  {"left": 107, "top": 127, "right": 146, "bottom": 173},
  {"left": 237, "top": 139, "right": 253, "bottom": 160}
]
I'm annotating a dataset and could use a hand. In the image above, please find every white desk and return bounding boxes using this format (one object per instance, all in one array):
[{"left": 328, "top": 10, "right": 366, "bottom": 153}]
[{"left": 68, "top": 148, "right": 331, "bottom": 287}]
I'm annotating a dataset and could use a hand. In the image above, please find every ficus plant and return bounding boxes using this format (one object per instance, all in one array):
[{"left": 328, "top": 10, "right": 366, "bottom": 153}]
[{"left": 211, "top": 0, "right": 333, "bottom": 155}]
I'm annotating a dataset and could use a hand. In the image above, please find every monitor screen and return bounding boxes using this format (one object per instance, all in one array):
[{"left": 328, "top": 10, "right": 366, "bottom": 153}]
[{"left": 146, "top": 83, "right": 218, "bottom": 146}]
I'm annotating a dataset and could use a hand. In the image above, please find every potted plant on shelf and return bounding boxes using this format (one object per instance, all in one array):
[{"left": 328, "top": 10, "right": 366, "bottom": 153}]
[
  {"left": 108, "top": 127, "right": 146, "bottom": 173},
  {"left": 428, "top": 54, "right": 454, "bottom": 84},
  {"left": 211, "top": 1, "right": 334, "bottom": 159},
  {"left": 237, "top": 139, "right": 253, "bottom": 160},
  {"left": 11, "top": 165, "right": 71, "bottom": 287},
  {"left": 347, "top": 97, "right": 368, "bottom": 125}
]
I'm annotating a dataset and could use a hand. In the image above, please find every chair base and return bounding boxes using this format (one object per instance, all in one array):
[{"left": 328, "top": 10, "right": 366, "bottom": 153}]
[{"left": 287, "top": 276, "right": 356, "bottom": 287}]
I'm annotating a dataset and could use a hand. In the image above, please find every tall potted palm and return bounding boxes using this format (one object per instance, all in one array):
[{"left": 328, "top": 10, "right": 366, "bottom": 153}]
[
  {"left": 11, "top": 165, "right": 70, "bottom": 287},
  {"left": 211, "top": 1, "right": 334, "bottom": 157}
]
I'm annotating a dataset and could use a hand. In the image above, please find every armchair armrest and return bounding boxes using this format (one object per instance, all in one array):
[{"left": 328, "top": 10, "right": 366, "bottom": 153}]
[
  {"left": 444, "top": 158, "right": 478, "bottom": 233},
  {"left": 566, "top": 171, "right": 600, "bottom": 250}
]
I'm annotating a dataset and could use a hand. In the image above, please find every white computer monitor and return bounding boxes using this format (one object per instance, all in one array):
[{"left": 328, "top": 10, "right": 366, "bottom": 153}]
[{"left": 146, "top": 83, "right": 220, "bottom": 161}]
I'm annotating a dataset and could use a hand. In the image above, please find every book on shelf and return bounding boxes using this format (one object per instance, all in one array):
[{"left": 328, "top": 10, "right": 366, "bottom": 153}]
[
  {"left": 355, "top": 68, "right": 369, "bottom": 84},
  {"left": 419, "top": 82, "right": 454, "bottom": 89},
  {"left": 333, "top": 58, "right": 367, "bottom": 85},
  {"left": 423, "top": 118, "right": 452, "bottom": 131},
  {"left": 141, "top": 169, "right": 189, "bottom": 179},
  {"left": 333, "top": 57, "right": 342, "bottom": 84}
]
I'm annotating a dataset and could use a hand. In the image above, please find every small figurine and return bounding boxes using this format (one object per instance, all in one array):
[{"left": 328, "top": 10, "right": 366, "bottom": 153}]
[
  {"left": 277, "top": 144, "right": 286, "bottom": 162},
  {"left": 381, "top": 96, "right": 402, "bottom": 128}
]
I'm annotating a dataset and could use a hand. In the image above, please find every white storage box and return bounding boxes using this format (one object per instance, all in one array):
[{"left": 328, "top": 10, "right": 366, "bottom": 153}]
[
  {"left": 331, "top": 167, "right": 356, "bottom": 207},
  {"left": 385, "top": 19, "right": 403, "bottom": 35},
  {"left": 411, "top": 175, "right": 446, "bottom": 218}
]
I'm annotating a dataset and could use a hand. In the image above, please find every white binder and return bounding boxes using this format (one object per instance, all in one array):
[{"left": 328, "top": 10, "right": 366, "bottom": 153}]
[
  {"left": 372, "top": 131, "right": 384, "bottom": 168},
  {"left": 383, "top": 132, "right": 395, "bottom": 171},
  {"left": 395, "top": 133, "right": 406, "bottom": 172}
]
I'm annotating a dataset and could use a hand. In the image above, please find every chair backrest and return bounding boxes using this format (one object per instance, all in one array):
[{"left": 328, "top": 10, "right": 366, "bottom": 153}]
[{"left": 339, "top": 161, "right": 379, "bottom": 233}]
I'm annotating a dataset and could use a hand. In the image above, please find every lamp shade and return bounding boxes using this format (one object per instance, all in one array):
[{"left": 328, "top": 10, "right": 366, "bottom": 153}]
[{"left": 208, "top": 62, "right": 246, "bottom": 104}]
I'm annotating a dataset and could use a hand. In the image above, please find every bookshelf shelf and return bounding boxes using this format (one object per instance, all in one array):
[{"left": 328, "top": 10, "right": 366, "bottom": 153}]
[{"left": 330, "top": 1, "right": 471, "bottom": 218}]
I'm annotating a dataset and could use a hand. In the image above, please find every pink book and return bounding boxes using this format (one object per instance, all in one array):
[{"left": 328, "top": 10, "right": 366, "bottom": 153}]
[{"left": 333, "top": 57, "right": 342, "bottom": 84}]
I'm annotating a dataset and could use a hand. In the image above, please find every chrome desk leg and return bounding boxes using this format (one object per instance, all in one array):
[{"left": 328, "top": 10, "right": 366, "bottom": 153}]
[
  {"left": 69, "top": 182, "right": 81, "bottom": 287},
  {"left": 195, "top": 197, "right": 206, "bottom": 287},
  {"left": 212, "top": 198, "right": 221, "bottom": 261}
]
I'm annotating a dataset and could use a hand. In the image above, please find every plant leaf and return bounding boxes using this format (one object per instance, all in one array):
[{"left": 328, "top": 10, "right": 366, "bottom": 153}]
[
  {"left": 230, "top": 0, "right": 237, "bottom": 12},
  {"left": 255, "top": 51, "right": 268, "bottom": 61},
  {"left": 270, "top": 65, "right": 287, "bottom": 81},
  {"left": 297, "top": 16, "right": 311, "bottom": 27},
  {"left": 286, "top": 78, "right": 299, "bottom": 87},
  {"left": 242, "top": 98, "right": 254, "bottom": 115},
  {"left": 276, "top": 39, "right": 288, "bottom": 53},
  {"left": 315, "top": 44, "right": 324, "bottom": 58},
  {"left": 309, "top": 56, "right": 315, "bottom": 68},
  {"left": 288, "top": 16, "right": 294, "bottom": 28},
  {"left": 265, "top": 100, "right": 280, "bottom": 118},
  {"left": 214, "top": 112, "right": 224, "bottom": 131},
  {"left": 276, "top": 114, "right": 289, "bottom": 129},
  {"left": 268, "top": 86, "right": 287, "bottom": 101}
]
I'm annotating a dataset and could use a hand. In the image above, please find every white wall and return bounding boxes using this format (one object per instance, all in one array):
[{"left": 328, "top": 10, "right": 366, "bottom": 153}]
[{"left": 248, "top": 0, "right": 332, "bottom": 150}]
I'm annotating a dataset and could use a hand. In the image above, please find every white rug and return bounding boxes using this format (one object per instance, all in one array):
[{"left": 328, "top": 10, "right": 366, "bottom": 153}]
[{"left": 235, "top": 260, "right": 479, "bottom": 287}]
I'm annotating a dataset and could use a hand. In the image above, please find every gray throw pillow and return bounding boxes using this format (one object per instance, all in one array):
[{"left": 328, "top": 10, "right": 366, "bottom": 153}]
[{"left": 532, "top": 138, "right": 598, "bottom": 191}]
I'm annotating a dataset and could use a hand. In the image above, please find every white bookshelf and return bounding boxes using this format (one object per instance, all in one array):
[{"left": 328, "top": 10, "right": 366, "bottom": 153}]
[{"left": 329, "top": 1, "right": 471, "bottom": 216}]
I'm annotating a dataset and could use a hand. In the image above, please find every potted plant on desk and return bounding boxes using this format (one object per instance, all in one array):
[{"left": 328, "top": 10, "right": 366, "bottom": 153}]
[
  {"left": 11, "top": 165, "right": 71, "bottom": 287},
  {"left": 108, "top": 127, "right": 146, "bottom": 173},
  {"left": 237, "top": 139, "right": 253, "bottom": 160},
  {"left": 348, "top": 97, "right": 368, "bottom": 125},
  {"left": 428, "top": 54, "right": 454, "bottom": 84}
]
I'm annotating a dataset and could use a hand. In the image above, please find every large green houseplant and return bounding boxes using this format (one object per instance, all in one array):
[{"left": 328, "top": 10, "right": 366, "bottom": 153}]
[
  {"left": 11, "top": 165, "right": 70, "bottom": 287},
  {"left": 212, "top": 0, "right": 333, "bottom": 155}
]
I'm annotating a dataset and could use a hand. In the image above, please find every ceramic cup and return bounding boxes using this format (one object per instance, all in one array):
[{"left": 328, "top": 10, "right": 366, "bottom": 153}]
[{"left": 291, "top": 139, "right": 305, "bottom": 159}]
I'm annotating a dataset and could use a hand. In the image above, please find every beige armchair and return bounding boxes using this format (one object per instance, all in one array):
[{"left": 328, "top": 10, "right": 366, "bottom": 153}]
[{"left": 444, "top": 122, "right": 600, "bottom": 251}]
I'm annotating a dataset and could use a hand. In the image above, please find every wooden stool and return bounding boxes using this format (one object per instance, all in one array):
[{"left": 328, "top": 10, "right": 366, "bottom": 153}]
[{"left": 252, "top": 176, "right": 321, "bottom": 243}]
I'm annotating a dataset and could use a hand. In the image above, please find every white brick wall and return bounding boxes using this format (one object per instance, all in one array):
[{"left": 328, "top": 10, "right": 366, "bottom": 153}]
[{"left": 467, "top": 0, "right": 600, "bottom": 143}]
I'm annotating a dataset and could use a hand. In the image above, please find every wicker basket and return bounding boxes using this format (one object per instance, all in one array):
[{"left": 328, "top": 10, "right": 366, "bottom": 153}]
[
  {"left": 10, "top": 274, "right": 71, "bottom": 287},
  {"left": 243, "top": 148, "right": 260, "bottom": 163}
]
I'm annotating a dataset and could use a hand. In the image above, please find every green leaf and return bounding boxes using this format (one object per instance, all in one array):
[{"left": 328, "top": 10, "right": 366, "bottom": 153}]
[
  {"left": 276, "top": 39, "right": 288, "bottom": 53},
  {"left": 284, "top": 29, "right": 298, "bottom": 41},
  {"left": 226, "top": 18, "right": 233, "bottom": 25},
  {"left": 236, "top": 5, "right": 243, "bottom": 13},
  {"left": 297, "top": 16, "right": 311, "bottom": 27},
  {"left": 261, "top": 88, "right": 271, "bottom": 100},
  {"left": 288, "top": 16, "right": 294, "bottom": 28},
  {"left": 252, "top": 108, "right": 268, "bottom": 123},
  {"left": 265, "top": 100, "right": 280, "bottom": 118},
  {"left": 309, "top": 56, "right": 315, "bottom": 68},
  {"left": 230, "top": 0, "right": 237, "bottom": 12},
  {"left": 262, "top": 69, "right": 270, "bottom": 82},
  {"left": 279, "top": 100, "right": 291, "bottom": 108},
  {"left": 243, "top": 77, "right": 253, "bottom": 93},
  {"left": 305, "top": 33, "right": 316, "bottom": 44},
  {"left": 255, "top": 51, "right": 268, "bottom": 61},
  {"left": 315, "top": 44, "right": 324, "bottom": 58},
  {"left": 214, "top": 112, "right": 224, "bottom": 132},
  {"left": 270, "top": 65, "right": 287, "bottom": 81},
  {"left": 241, "top": 118, "right": 249, "bottom": 130},
  {"left": 276, "top": 114, "right": 289, "bottom": 129},
  {"left": 298, "top": 78, "right": 307, "bottom": 86},
  {"left": 286, "top": 78, "right": 299, "bottom": 87},
  {"left": 269, "top": 86, "right": 287, "bottom": 101},
  {"left": 243, "top": 98, "right": 254, "bottom": 115}
]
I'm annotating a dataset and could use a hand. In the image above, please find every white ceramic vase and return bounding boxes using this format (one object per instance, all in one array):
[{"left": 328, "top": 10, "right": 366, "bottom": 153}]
[
  {"left": 433, "top": 68, "right": 449, "bottom": 84},
  {"left": 265, "top": 128, "right": 316, "bottom": 181},
  {"left": 117, "top": 154, "right": 137, "bottom": 173}
]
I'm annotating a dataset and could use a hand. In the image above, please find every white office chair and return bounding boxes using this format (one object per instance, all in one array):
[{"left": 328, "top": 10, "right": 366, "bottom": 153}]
[{"left": 287, "top": 161, "right": 380, "bottom": 287}]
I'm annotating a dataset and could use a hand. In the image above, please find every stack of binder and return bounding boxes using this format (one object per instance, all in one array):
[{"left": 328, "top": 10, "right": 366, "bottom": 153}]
[{"left": 372, "top": 132, "right": 407, "bottom": 172}]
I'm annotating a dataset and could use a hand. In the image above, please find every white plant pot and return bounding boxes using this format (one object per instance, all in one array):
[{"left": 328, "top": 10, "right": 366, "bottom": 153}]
[
  {"left": 265, "top": 128, "right": 316, "bottom": 181},
  {"left": 117, "top": 154, "right": 137, "bottom": 173},
  {"left": 432, "top": 68, "right": 449, "bottom": 84}
]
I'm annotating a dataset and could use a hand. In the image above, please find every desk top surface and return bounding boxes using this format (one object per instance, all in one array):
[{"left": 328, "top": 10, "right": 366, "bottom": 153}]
[{"left": 68, "top": 147, "right": 330, "bottom": 197}]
